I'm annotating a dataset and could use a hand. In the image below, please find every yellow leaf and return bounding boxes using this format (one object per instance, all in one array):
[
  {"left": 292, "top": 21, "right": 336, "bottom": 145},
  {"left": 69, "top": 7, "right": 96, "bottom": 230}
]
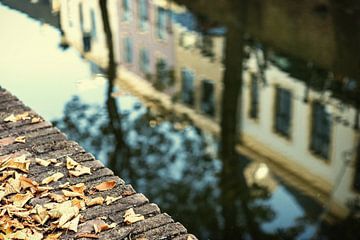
[
  {"left": 4, "top": 114, "right": 17, "bottom": 123},
  {"left": 14, "top": 136, "right": 26, "bottom": 143},
  {"left": 37, "top": 186, "right": 54, "bottom": 192},
  {"left": 11, "top": 192, "right": 33, "bottom": 208},
  {"left": 49, "top": 193, "right": 67, "bottom": 203},
  {"left": 62, "top": 190, "right": 83, "bottom": 197},
  {"left": 85, "top": 197, "right": 104, "bottom": 206},
  {"left": 0, "top": 155, "right": 30, "bottom": 173},
  {"left": 4, "top": 112, "right": 30, "bottom": 123},
  {"left": 69, "top": 165, "right": 91, "bottom": 177},
  {"left": 123, "top": 208, "right": 144, "bottom": 224},
  {"left": 41, "top": 172, "right": 64, "bottom": 184},
  {"left": 31, "top": 117, "right": 41, "bottom": 123},
  {"left": 35, "top": 158, "right": 51, "bottom": 166},
  {"left": 94, "top": 180, "right": 116, "bottom": 191},
  {"left": 32, "top": 205, "right": 49, "bottom": 225},
  {"left": 105, "top": 196, "right": 122, "bottom": 205},
  {"left": 19, "top": 176, "right": 38, "bottom": 191},
  {"left": 59, "top": 182, "right": 70, "bottom": 188},
  {"left": 66, "top": 156, "right": 78, "bottom": 170},
  {"left": 61, "top": 214, "right": 81, "bottom": 232},
  {"left": 71, "top": 198, "right": 86, "bottom": 210}
]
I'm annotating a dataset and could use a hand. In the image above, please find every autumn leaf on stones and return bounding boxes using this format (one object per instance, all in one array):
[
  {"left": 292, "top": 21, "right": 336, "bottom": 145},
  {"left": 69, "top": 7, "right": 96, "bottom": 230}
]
[{"left": 94, "top": 180, "right": 116, "bottom": 191}]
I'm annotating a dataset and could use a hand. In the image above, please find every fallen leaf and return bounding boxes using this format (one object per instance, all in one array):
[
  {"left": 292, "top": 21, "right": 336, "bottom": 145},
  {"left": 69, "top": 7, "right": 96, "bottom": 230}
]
[
  {"left": 123, "top": 208, "right": 144, "bottom": 224},
  {"left": 121, "top": 190, "right": 134, "bottom": 197},
  {"left": 76, "top": 233, "right": 99, "bottom": 239},
  {"left": 94, "top": 180, "right": 116, "bottom": 191},
  {"left": 54, "top": 162, "right": 63, "bottom": 167},
  {"left": 4, "top": 112, "right": 31, "bottom": 123},
  {"left": 11, "top": 192, "right": 33, "bottom": 207},
  {"left": 32, "top": 205, "right": 49, "bottom": 225},
  {"left": 44, "top": 232, "right": 62, "bottom": 240},
  {"left": 66, "top": 156, "right": 78, "bottom": 169},
  {"left": 71, "top": 198, "right": 86, "bottom": 211},
  {"left": 0, "top": 155, "right": 30, "bottom": 173},
  {"left": 35, "top": 158, "right": 51, "bottom": 167},
  {"left": 19, "top": 176, "right": 38, "bottom": 194},
  {"left": 31, "top": 117, "right": 41, "bottom": 123},
  {"left": 105, "top": 196, "right": 122, "bottom": 205},
  {"left": 69, "top": 183, "right": 86, "bottom": 195},
  {"left": 93, "top": 220, "right": 110, "bottom": 233},
  {"left": 61, "top": 214, "right": 81, "bottom": 232},
  {"left": 69, "top": 165, "right": 91, "bottom": 177},
  {"left": 4, "top": 114, "right": 17, "bottom": 123},
  {"left": 0, "top": 170, "right": 15, "bottom": 181},
  {"left": 62, "top": 190, "right": 83, "bottom": 197},
  {"left": 49, "top": 193, "right": 67, "bottom": 203},
  {"left": 37, "top": 186, "right": 54, "bottom": 192},
  {"left": 14, "top": 136, "right": 26, "bottom": 143},
  {"left": 85, "top": 197, "right": 104, "bottom": 206},
  {"left": 41, "top": 172, "right": 64, "bottom": 184},
  {"left": 59, "top": 182, "right": 70, "bottom": 188}
]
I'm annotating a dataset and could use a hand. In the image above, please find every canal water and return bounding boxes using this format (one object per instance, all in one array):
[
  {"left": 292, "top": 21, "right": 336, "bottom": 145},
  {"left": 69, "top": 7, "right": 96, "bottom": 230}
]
[{"left": 0, "top": 1, "right": 359, "bottom": 239}]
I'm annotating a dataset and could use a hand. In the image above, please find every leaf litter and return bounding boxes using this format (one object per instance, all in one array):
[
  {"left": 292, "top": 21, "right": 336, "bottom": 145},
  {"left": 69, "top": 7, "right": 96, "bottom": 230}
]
[{"left": 0, "top": 154, "right": 128, "bottom": 239}]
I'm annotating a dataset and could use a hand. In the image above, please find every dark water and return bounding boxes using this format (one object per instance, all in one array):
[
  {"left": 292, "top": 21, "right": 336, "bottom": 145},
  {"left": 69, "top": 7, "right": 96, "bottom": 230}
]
[{"left": 0, "top": 0, "right": 360, "bottom": 239}]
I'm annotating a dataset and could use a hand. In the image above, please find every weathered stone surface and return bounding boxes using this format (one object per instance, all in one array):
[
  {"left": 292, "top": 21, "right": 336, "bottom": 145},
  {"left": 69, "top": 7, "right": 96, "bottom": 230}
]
[{"left": 0, "top": 87, "right": 196, "bottom": 240}]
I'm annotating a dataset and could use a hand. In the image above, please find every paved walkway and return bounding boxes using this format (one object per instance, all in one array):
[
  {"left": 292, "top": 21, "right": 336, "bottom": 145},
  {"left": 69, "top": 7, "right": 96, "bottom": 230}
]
[{"left": 0, "top": 86, "right": 196, "bottom": 240}]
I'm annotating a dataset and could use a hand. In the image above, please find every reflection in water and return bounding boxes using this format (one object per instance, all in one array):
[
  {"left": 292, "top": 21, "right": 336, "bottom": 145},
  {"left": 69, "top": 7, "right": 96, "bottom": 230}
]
[{"left": 1, "top": 0, "right": 360, "bottom": 239}]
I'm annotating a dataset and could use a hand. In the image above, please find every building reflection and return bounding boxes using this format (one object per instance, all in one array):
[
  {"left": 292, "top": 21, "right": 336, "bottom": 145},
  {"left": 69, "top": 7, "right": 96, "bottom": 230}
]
[{"left": 12, "top": 0, "right": 358, "bottom": 238}]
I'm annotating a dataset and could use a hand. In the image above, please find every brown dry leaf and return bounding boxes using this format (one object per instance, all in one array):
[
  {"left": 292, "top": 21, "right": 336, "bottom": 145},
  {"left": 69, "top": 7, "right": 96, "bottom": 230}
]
[
  {"left": 61, "top": 214, "right": 81, "bottom": 232},
  {"left": 93, "top": 220, "right": 110, "bottom": 233},
  {"left": 71, "top": 198, "right": 86, "bottom": 211},
  {"left": 59, "top": 182, "right": 70, "bottom": 188},
  {"left": 41, "top": 172, "right": 64, "bottom": 184},
  {"left": 6, "top": 176, "right": 21, "bottom": 194},
  {"left": 121, "top": 190, "right": 134, "bottom": 197},
  {"left": 69, "top": 183, "right": 86, "bottom": 195},
  {"left": 49, "top": 193, "right": 67, "bottom": 203},
  {"left": 37, "top": 186, "right": 54, "bottom": 192},
  {"left": 0, "top": 155, "right": 30, "bottom": 173},
  {"left": 35, "top": 158, "right": 51, "bottom": 167},
  {"left": 0, "top": 170, "right": 15, "bottom": 181},
  {"left": 85, "top": 197, "right": 104, "bottom": 207},
  {"left": 19, "top": 176, "right": 38, "bottom": 192},
  {"left": 44, "top": 232, "right": 62, "bottom": 240},
  {"left": 14, "top": 136, "right": 26, "bottom": 143},
  {"left": 105, "top": 196, "right": 122, "bottom": 205},
  {"left": 76, "top": 233, "right": 99, "bottom": 239},
  {"left": 69, "top": 164, "right": 91, "bottom": 177},
  {"left": 66, "top": 156, "right": 78, "bottom": 170},
  {"left": 123, "top": 208, "right": 144, "bottom": 224},
  {"left": 32, "top": 205, "right": 49, "bottom": 225},
  {"left": 62, "top": 190, "right": 83, "bottom": 197},
  {"left": 11, "top": 192, "right": 33, "bottom": 208},
  {"left": 94, "top": 180, "right": 116, "bottom": 191},
  {"left": 48, "top": 200, "right": 79, "bottom": 227}
]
